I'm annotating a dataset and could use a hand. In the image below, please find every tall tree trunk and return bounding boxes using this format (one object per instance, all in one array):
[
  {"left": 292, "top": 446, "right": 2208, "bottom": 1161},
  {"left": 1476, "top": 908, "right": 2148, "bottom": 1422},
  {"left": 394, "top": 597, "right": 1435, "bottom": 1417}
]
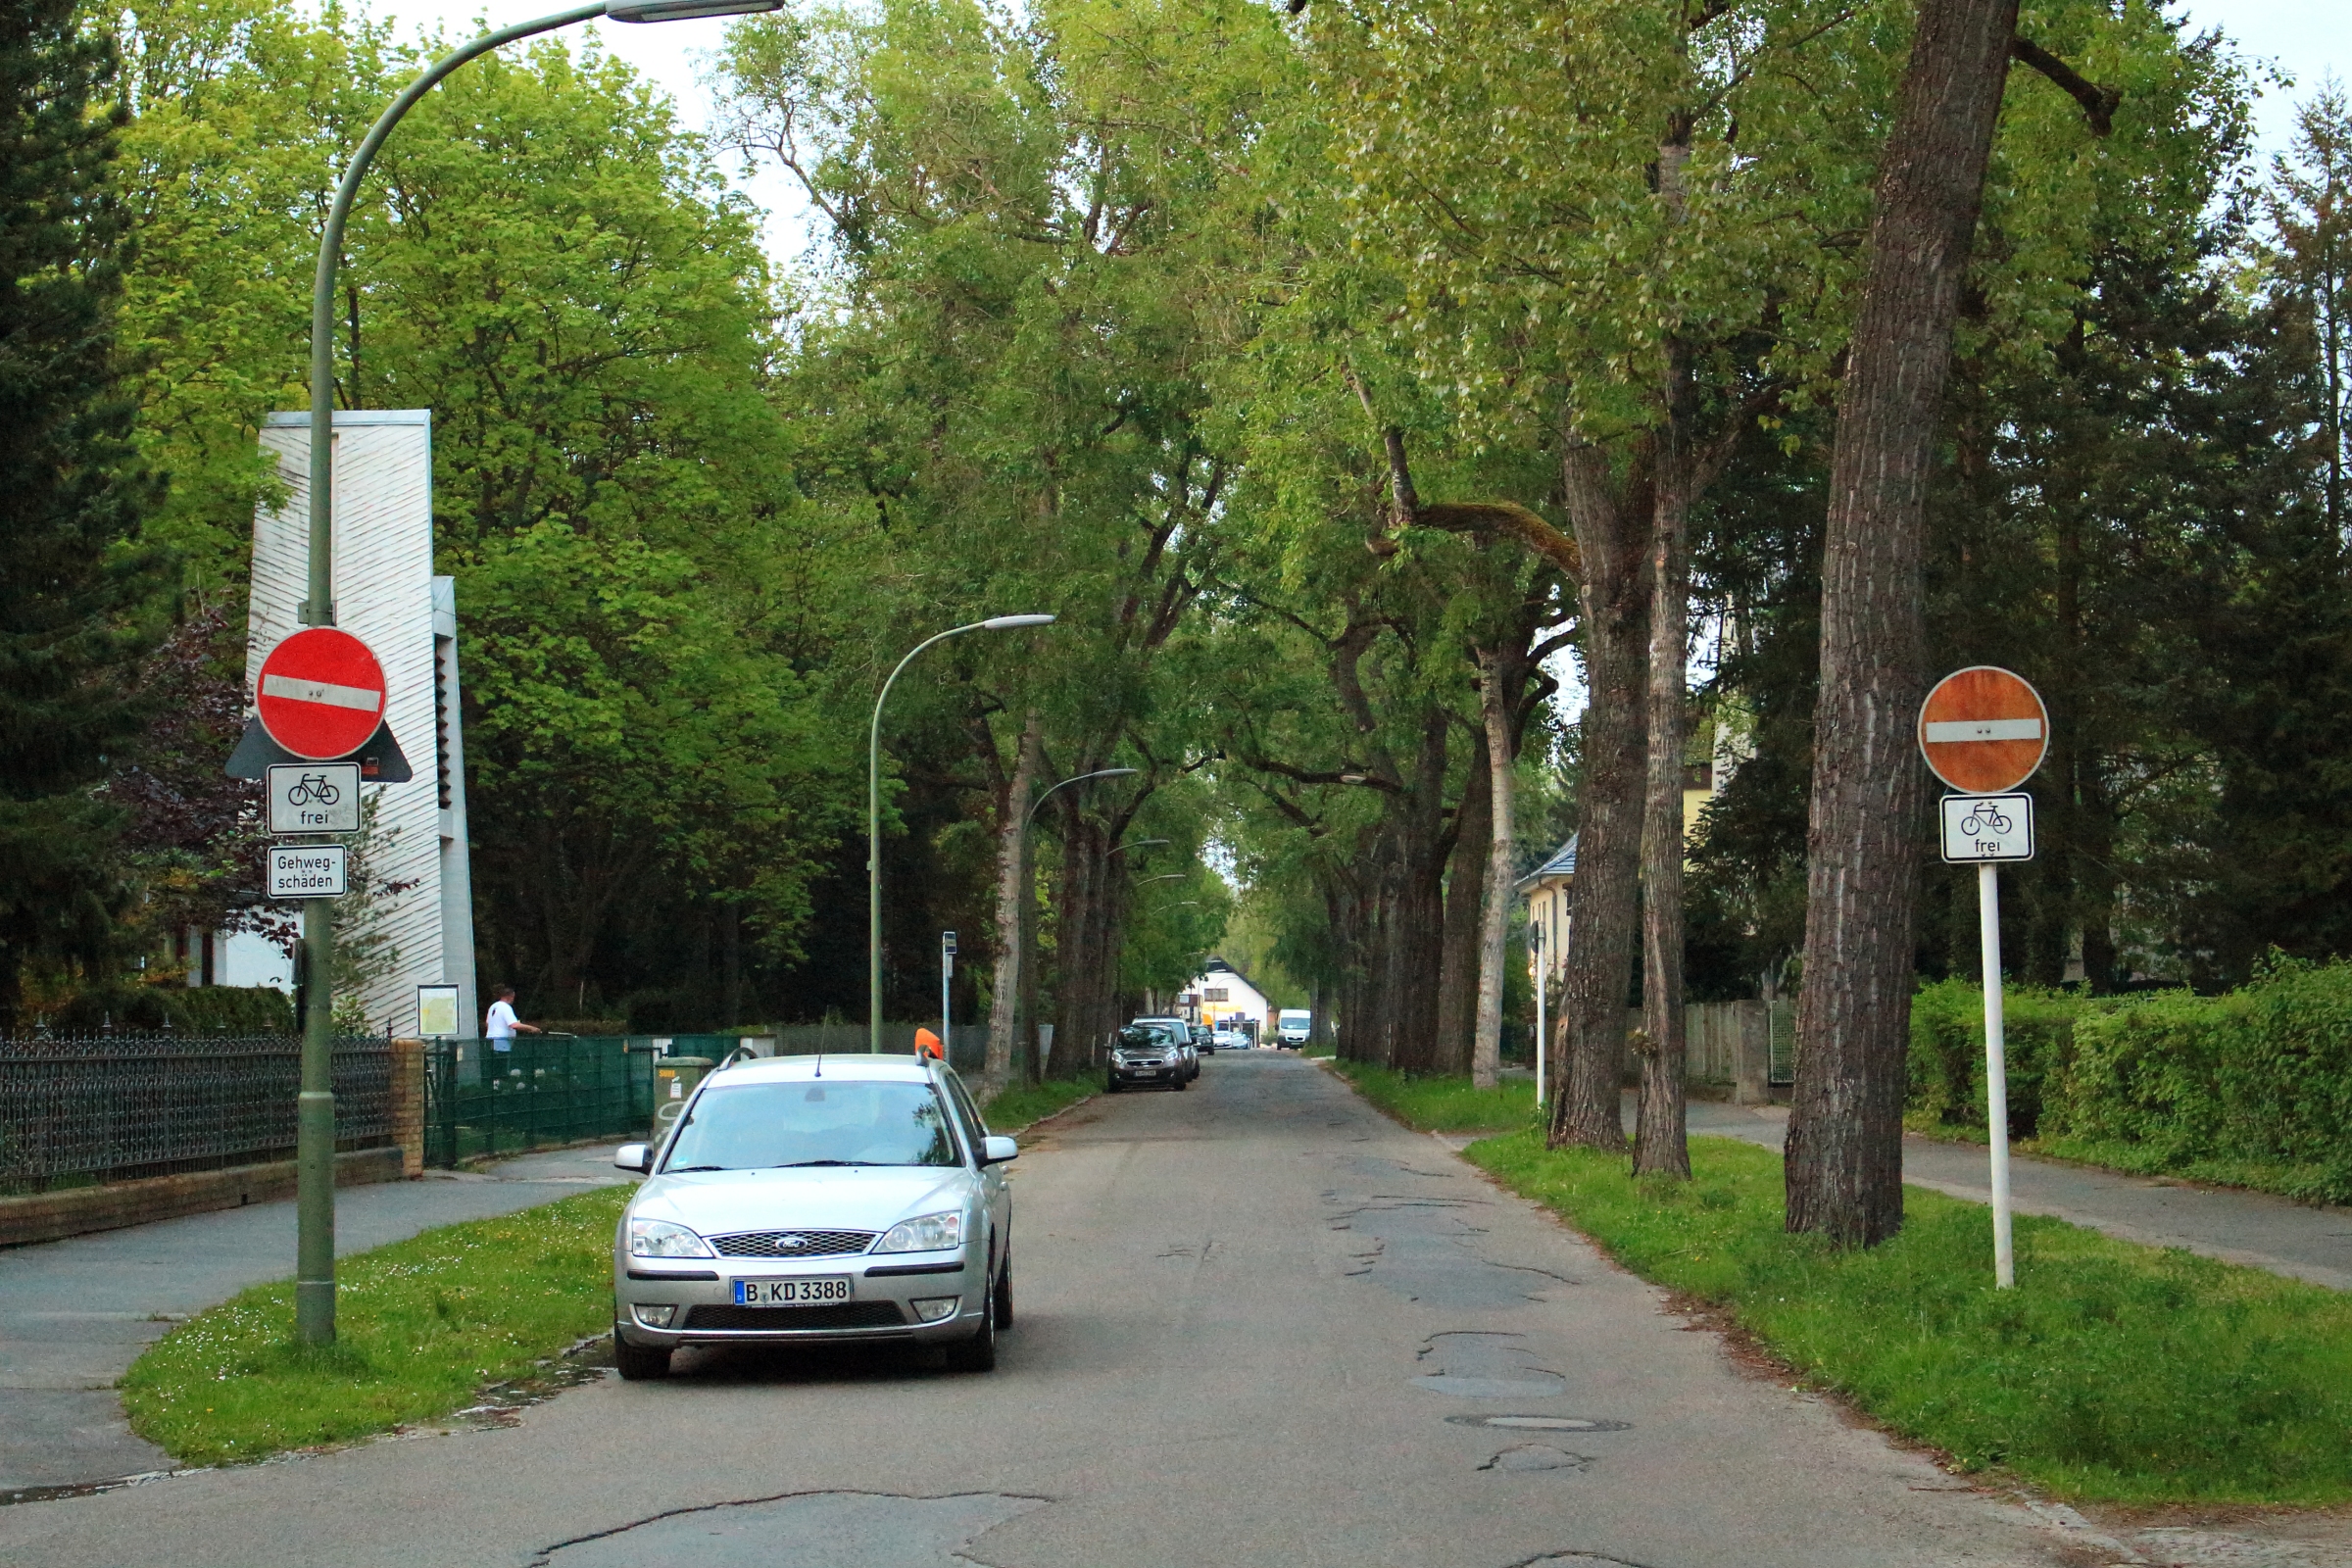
[
  {"left": 1471, "top": 650, "right": 1517, "bottom": 1090},
  {"left": 1048, "top": 814, "right": 1103, "bottom": 1078},
  {"left": 1434, "top": 731, "right": 1493, "bottom": 1076},
  {"left": 1549, "top": 439, "right": 1649, "bottom": 1151},
  {"left": 985, "top": 710, "right": 1043, "bottom": 1086},
  {"left": 1788, "top": 0, "right": 2019, "bottom": 1247},
  {"left": 1635, "top": 452, "right": 1693, "bottom": 1178}
]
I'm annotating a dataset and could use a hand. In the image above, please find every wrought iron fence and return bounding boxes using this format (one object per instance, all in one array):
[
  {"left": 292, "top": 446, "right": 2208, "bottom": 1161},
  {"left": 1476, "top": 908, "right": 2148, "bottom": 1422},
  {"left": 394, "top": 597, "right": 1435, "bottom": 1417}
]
[{"left": 0, "top": 1033, "right": 394, "bottom": 1195}]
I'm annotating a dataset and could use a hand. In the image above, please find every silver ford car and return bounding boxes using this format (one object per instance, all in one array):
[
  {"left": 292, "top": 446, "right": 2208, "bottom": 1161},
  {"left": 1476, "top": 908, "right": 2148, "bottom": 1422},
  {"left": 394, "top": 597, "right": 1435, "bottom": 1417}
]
[{"left": 610, "top": 1054, "right": 1015, "bottom": 1379}]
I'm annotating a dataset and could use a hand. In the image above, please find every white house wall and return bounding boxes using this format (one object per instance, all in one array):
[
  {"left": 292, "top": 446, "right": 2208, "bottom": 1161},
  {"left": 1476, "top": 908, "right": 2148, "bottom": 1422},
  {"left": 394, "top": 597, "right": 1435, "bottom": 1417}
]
[{"left": 248, "top": 412, "right": 476, "bottom": 1037}]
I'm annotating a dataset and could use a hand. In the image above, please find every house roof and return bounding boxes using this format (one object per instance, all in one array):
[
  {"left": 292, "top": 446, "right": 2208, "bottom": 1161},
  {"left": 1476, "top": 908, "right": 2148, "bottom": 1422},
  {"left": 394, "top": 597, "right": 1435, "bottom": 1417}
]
[{"left": 1514, "top": 834, "right": 1577, "bottom": 892}]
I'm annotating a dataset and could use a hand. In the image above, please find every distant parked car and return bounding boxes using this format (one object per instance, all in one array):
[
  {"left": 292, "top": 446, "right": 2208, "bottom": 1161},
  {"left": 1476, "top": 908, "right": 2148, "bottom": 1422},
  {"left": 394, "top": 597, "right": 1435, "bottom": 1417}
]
[
  {"left": 1130, "top": 1017, "right": 1199, "bottom": 1081},
  {"left": 1107, "top": 1024, "right": 1187, "bottom": 1092},
  {"left": 1211, "top": 1029, "right": 1248, "bottom": 1051}
]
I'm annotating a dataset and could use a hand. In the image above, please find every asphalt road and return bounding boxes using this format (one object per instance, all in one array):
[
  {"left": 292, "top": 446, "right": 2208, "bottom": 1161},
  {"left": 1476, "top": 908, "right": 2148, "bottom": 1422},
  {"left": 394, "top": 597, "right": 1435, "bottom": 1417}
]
[{"left": 0, "top": 1053, "right": 2126, "bottom": 1568}]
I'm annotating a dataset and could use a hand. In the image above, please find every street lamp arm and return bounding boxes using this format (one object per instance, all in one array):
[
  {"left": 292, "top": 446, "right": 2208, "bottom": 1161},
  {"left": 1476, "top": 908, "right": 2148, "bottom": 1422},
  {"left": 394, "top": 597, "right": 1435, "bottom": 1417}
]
[
  {"left": 308, "top": 0, "right": 609, "bottom": 627},
  {"left": 1023, "top": 766, "right": 1139, "bottom": 831}
]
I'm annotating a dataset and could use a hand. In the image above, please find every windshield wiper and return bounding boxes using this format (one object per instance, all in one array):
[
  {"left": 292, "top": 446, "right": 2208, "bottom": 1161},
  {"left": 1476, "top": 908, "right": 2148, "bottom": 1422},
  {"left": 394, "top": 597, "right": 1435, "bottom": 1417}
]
[
  {"left": 667, "top": 1164, "right": 727, "bottom": 1172},
  {"left": 772, "top": 1159, "right": 890, "bottom": 1167}
]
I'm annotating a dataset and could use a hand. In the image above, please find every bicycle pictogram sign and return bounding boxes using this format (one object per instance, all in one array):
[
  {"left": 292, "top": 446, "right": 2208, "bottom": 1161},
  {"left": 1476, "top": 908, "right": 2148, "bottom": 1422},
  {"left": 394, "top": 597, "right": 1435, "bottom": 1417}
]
[{"left": 1939, "top": 792, "right": 2034, "bottom": 863}]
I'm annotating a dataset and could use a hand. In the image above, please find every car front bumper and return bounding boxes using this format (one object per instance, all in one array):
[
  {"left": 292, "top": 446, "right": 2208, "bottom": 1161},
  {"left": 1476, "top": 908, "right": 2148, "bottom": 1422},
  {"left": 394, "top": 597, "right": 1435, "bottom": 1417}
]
[{"left": 612, "top": 1246, "right": 984, "bottom": 1348}]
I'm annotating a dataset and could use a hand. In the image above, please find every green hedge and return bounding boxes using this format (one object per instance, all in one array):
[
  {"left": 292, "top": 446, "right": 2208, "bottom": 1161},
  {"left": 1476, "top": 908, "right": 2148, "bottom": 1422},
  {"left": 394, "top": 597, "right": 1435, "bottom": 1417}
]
[
  {"left": 48, "top": 982, "right": 296, "bottom": 1035},
  {"left": 1906, "top": 962, "right": 2352, "bottom": 1204},
  {"left": 1906, "top": 978, "right": 2099, "bottom": 1140},
  {"left": 2046, "top": 960, "right": 2352, "bottom": 1204}
]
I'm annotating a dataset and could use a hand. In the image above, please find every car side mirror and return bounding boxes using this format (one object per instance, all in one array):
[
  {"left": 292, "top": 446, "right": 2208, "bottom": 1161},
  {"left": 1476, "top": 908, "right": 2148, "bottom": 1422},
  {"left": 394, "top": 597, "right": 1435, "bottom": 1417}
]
[
  {"left": 615, "top": 1143, "right": 653, "bottom": 1173},
  {"left": 980, "top": 1136, "right": 1018, "bottom": 1166}
]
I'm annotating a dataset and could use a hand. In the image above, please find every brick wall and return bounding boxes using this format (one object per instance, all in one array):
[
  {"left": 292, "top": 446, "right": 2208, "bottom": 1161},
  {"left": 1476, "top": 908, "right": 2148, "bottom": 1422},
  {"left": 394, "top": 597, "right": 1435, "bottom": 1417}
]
[
  {"left": 0, "top": 1147, "right": 404, "bottom": 1249},
  {"left": 389, "top": 1037, "right": 425, "bottom": 1178}
]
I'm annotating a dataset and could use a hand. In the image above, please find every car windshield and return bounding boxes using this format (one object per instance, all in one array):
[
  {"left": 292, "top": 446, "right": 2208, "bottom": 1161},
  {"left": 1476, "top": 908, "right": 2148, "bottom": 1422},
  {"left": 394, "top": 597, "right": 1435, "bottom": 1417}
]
[
  {"left": 661, "top": 1080, "right": 959, "bottom": 1172},
  {"left": 1114, "top": 1029, "right": 1162, "bottom": 1051}
]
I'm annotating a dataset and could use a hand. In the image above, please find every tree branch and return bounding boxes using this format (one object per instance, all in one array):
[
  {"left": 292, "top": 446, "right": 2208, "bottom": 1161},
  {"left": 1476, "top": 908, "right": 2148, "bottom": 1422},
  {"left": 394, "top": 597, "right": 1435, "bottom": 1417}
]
[
  {"left": 1412, "top": 500, "right": 1584, "bottom": 581},
  {"left": 2010, "top": 35, "right": 2120, "bottom": 136}
]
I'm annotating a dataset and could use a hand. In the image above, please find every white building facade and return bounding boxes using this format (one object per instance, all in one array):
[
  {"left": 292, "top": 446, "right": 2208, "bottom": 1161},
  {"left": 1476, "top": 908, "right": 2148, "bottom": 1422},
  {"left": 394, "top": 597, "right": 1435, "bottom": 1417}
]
[
  {"left": 1176, "top": 958, "right": 1275, "bottom": 1035},
  {"left": 231, "top": 411, "right": 479, "bottom": 1038}
]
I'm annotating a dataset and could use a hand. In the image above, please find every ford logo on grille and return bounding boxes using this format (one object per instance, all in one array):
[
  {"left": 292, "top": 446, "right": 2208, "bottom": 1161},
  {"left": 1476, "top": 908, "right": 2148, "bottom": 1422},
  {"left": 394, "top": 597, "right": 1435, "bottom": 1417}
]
[{"left": 777, "top": 1235, "right": 808, "bottom": 1250}]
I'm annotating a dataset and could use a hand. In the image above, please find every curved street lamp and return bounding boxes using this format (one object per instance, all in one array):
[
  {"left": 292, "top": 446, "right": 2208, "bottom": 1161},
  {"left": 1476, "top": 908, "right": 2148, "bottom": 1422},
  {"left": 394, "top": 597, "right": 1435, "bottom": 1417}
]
[
  {"left": 294, "top": 0, "right": 783, "bottom": 1348},
  {"left": 870, "top": 616, "right": 1055, "bottom": 1051},
  {"left": 1107, "top": 837, "right": 1168, "bottom": 858},
  {"left": 1023, "top": 766, "right": 1138, "bottom": 831}
]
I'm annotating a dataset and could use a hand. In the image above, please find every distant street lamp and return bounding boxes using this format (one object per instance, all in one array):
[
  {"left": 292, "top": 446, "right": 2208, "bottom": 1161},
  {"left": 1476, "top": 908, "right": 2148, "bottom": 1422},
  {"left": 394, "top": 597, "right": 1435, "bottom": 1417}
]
[
  {"left": 870, "top": 615, "right": 1055, "bottom": 1051},
  {"left": 1024, "top": 767, "right": 1138, "bottom": 831},
  {"left": 1107, "top": 837, "right": 1168, "bottom": 858},
  {"left": 293, "top": 0, "right": 782, "bottom": 1349}
]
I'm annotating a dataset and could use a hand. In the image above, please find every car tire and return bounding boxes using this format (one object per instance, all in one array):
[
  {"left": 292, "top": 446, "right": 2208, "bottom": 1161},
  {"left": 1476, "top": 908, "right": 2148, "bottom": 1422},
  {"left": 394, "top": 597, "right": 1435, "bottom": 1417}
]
[
  {"left": 946, "top": 1277, "right": 998, "bottom": 1372},
  {"left": 1106, "top": 1077, "right": 1122, "bottom": 1093},
  {"left": 993, "top": 1255, "right": 1013, "bottom": 1330},
  {"left": 612, "top": 1319, "right": 671, "bottom": 1381},
  {"left": 1173, "top": 1075, "right": 1188, "bottom": 1091}
]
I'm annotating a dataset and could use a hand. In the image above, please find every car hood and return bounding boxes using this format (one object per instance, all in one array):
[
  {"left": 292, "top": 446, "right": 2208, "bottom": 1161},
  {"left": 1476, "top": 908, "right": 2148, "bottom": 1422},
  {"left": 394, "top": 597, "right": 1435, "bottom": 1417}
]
[{"left": 630, "top": 1166, "right": 974, "bottom": 1239}]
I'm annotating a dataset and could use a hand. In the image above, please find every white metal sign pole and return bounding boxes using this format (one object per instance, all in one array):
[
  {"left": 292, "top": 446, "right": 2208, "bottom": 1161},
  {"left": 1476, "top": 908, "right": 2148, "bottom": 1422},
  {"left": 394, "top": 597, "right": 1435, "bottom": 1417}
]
[{"left": 1976, "top": 861, "right": 2016, "bottom": 1289}]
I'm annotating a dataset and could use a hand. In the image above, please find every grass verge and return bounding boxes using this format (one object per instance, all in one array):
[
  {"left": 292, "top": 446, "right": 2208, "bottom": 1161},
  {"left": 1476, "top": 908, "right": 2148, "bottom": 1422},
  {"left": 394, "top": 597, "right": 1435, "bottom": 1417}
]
[
  {"left": 1327, "top": 1058, "right": 1539, "bottom": 1133},
  {"left": 981, "top": 1073, "right": 1096, "bottom": 1134},
  {"left": 1463, "top": 1129, "right": 2352, "bottom": 1504},
  {"left": 122, "top": 1186, "right": 629, "bottom": 1467}
]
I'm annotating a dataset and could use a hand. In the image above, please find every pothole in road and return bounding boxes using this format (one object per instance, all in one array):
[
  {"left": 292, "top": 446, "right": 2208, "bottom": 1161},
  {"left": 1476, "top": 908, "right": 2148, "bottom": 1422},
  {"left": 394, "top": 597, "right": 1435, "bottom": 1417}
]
[
  {"left": 1479, "top": 1444, "right": 1594, "bottom": 1474},
  {"left": 1327, "top": 1193, "right": 1578, "bottom": 1308},
  {"left": 535, "top": 1490, "right": 1047, "bottom": 1567},
  {"left": 1412, "top": 1331, "right": 1567, "bottom": 1399},
  {"left": 1446, "top": 1414, "right": 1631, "bottom": 1433}
]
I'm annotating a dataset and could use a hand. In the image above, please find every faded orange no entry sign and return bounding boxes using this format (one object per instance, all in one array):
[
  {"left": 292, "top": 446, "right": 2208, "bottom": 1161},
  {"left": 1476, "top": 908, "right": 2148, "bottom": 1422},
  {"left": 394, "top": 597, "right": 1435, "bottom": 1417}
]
[{"left": 1918, "top": 666, "right": 2048, "bottom": 794}]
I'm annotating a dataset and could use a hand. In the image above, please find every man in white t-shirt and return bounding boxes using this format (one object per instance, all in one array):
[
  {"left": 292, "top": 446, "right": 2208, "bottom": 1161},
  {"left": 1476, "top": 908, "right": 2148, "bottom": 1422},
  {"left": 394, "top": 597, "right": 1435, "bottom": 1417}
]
[{"left": 486, "top": 985, "right": 544, "bottom": 1054}]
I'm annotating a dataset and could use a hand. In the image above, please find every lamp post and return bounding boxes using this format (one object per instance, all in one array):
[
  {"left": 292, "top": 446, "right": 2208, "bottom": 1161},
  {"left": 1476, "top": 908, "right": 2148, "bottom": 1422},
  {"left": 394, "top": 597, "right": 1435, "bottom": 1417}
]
[
  {"left": 1106, "top": 837, "right": 1167, "bottom": 858},
  {"left": 870, "top": 616, "right": 1055, "bottom": 1052},
  {"left": 294, "top": 0, "right": 779, "bottom": 1348}
]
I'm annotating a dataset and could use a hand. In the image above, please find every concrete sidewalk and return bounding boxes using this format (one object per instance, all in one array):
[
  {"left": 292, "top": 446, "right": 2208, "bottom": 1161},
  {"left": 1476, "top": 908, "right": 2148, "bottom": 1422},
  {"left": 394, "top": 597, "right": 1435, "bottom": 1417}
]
[
  {"left": 1680, "top": 1100, "right": 2352, "bottom": 1291},
  {"left": 0, "top": 1144, "right": 632, "bottom": 1495}
]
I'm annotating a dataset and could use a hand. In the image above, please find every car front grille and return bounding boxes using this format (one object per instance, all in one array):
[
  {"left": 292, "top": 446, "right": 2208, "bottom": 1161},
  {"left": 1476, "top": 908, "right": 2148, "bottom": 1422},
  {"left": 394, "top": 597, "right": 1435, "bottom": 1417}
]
[
  {"left": 710, "top": 1229, "right": 876, "bottom": 1258},
  {"left": 682, "top": 1302, "right": 907, "bottom": 1331}
]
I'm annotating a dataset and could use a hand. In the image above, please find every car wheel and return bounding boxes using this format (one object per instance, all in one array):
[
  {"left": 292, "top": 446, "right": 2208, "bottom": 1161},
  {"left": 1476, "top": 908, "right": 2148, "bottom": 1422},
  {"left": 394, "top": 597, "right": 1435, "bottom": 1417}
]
[
  {"left": 993, "top": 1255, "right": 1013, "bottom": 1330},
  {"left": 946, "top": 1278, "right": 998, "bottom": 1372},
  {"left": 612, "top": 1318, "right": 671, "bottom": 1381},
  {"left": 1106, "top": 1076, "right": 1122, "bottom": 1093},
  {"left": 1173, "top": 1075, "right": 1188, "bottom": 1091}
]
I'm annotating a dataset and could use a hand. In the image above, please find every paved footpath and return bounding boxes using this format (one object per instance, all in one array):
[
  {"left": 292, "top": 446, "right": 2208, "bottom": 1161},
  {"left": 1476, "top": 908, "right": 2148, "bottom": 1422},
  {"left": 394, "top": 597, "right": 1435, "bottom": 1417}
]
[
  {"left": 0, "top": 1053, "right": 2264, "bottom": 1568},
  {"left": 0, "top": 1146, "right": 629, "bottom": 1494},
  {"left": 1679, "top": 1101, "right": 2352, "bottom": 1292}
]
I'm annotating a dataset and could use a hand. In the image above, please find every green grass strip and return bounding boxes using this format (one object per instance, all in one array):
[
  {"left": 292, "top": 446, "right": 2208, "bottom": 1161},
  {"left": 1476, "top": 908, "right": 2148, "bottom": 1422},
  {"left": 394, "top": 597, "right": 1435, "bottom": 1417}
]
[
  {"left": 980, "top": 1073, "right": 1096, "bottom": 1135},
  {"left": 1327, "top": 1058, "right": 1539, "bottom": 1133},
  {"left": 122, "top": 1186, "right": 630, "bottom": 1468},
  {"left": 1463, "top": 1129, "right": 2352, "bottom": 1504}
]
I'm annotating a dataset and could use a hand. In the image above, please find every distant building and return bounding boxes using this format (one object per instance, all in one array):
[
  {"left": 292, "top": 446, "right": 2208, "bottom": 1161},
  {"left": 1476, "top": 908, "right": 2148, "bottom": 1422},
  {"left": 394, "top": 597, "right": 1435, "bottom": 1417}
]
[
  {"left": 1174, "top": 956, "right": 1275, "bottom": 1036},
  {"left": 1518, "top": 836, "right": 1577, "bottom": 991}
]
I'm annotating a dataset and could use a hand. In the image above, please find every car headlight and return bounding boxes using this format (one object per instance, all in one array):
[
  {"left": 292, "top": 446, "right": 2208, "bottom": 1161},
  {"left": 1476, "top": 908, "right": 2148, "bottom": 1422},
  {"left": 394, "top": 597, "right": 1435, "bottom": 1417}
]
[
  {"left": 628, "top": 1217, "right": 713, "bottom": 1258},
  {"left": 875, "top": 1211, "right": 963, "bottom": 1253}
]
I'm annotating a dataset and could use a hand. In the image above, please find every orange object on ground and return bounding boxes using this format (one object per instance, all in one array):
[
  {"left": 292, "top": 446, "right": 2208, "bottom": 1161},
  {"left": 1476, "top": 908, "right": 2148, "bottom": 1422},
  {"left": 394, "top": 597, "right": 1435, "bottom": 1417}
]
[{"left": 913, "top": 1028, "right": 944, "bottom": 1059}]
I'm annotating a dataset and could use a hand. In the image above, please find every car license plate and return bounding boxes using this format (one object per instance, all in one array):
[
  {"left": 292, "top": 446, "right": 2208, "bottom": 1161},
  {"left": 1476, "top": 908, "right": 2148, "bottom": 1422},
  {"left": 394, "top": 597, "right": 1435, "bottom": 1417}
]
[{"left": 733, "top": 1276, "right": 852, "bottom": 1306}]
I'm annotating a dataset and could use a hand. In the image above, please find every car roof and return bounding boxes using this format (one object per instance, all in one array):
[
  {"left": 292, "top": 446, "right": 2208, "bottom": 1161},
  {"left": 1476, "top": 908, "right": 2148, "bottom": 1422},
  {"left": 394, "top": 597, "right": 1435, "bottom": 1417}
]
[{"left": 702, "top": 1054, "right": 942, "bottom": 1087}]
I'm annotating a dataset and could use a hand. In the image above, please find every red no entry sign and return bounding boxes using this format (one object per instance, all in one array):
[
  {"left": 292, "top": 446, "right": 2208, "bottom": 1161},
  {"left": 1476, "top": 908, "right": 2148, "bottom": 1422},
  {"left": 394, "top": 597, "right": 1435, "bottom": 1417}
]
[
  {"left": 256, "top": 628, "right": 387, "bottom": 760},
  {"left": 1918, "top": 665, "right": 2047, "bottom": 794}
]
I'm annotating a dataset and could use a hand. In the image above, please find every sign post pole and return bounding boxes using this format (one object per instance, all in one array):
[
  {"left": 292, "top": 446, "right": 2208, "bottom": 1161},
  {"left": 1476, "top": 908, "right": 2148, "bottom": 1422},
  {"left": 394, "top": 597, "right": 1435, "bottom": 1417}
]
[
  {"left": 941, "top": 931, "right": 956, "bottom": 1054},
  {"left": 1976, "top": 862, "right": 2015, "bottom": 1288},
  {"left": 1919, "top": 665, "right": 2048, "bottom": 1292},
  {"left": 1532, "top": 923, "right": 1546, "bottom": 1111}
]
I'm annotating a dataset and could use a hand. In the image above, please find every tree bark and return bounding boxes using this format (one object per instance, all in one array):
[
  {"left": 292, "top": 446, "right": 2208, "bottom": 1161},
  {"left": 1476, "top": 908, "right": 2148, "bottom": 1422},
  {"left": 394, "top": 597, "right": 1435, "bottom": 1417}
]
[
  {"left": 1434, "top": 729, "right": 1493, "bottom": 1076},
  {"left": 985, "top": 710, "right": 1043, "bottom": 1086},
  {"left": 1634, "top": 438, "right": 1693, "bottom": 1178},
  {"left": 1471, "top": 650, "right": 1517, "bottom": 1090},
  {"left": 1549, "top": 437, "right": 1649, "bottom": 1152},
  {"left": 1787, "top": 0, "right": 2019, "bottom": 1248}
]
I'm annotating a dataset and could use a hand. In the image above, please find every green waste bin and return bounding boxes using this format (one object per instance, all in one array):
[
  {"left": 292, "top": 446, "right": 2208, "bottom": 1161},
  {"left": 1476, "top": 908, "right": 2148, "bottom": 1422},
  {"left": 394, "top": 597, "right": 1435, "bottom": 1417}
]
[{"left": 652, "top": 1056, "right": 713, "bottom": 1144}]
